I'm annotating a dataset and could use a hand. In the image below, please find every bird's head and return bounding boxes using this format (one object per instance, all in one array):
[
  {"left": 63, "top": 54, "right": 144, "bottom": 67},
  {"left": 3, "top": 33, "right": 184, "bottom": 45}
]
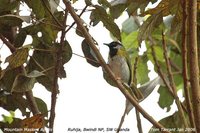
[{"left": 104, "top": 41, "right": 124, "bottom": 57}]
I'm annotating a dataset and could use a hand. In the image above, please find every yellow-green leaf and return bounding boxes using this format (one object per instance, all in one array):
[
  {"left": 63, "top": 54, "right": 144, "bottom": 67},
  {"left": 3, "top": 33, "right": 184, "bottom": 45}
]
[{"left": 5, "top": 48, "right": 29, "bottom": 69}]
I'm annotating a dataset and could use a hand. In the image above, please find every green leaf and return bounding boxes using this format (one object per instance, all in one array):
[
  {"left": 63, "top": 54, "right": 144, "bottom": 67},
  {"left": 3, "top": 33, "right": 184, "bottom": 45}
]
[
  {"left": 158, "top": 86, "right": 174, "bottom": 112},
  {"left": 5, "top": 48, "right": 29, "bottom": 70},
  {"left": 153, "top": 45, "right": 164, "bottom": 62},
  {"left": 174, "top": 74, "right": 183, "bottom": 91},
  {"left": 122, "top": 31, "right": 138, "bottom": 50},
  {"left": 136, "top": 56, "right": 150, "bottom": 84},
  {"left": 25, "top": 0, "right": 46, "bottom": 19},
  {"left": 27, "top": 43, "right": 54, "bottom": 91},
  {"left": 11, "top": 70, "right": 44, "bottom": 92},
  {"left": 149, "top": 111, "right": 185, "bottom": 133},
  {"left": 81, "top": 39, "right": 100, "bottom": 67},
  {"left": 90, "top": 5, "right": 121, "bottom": 41},
  {"left": 35, "top": 97, "right": 48, "bottom": 116},
  {"left": 138, "top": 13, "right": 163, "bottom": 45},
  {"left": 53, "top": 41, "right": 72, "bottom": 64},
  {"left": 2, "top": 111, "right": 15, "bottom": 124},
  {"left": 11, "top": 75, "right": 35, "bottom": 93}
]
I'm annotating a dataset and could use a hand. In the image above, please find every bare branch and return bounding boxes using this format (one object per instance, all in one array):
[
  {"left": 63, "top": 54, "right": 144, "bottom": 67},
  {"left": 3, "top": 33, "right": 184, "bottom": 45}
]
[
  {"left": 188, "top": 0, "right": 200, "bottom": 131},
  {"left": 181, "top": 0, "right": 196, "bottom": 128},
  {"left": 49, "top": 5, "right": 68, "bottom": 133},
  {"left": 162, "top": 32, "right": 188, "bottom": 127}
]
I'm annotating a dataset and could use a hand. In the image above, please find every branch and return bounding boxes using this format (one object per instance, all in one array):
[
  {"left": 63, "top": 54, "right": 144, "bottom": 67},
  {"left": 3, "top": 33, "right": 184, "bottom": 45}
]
[
  {"left": 188, "top": 0, "right": 200, "bottom": 131},
  {"left": 162, "top": 32, "right": 188, "bottom": 127},
  {"left": 133, "top": 57, "right": 143, "bottom": 133},
  {"left": 49, "top": 6, "right": 68, "bottom": 133},
  {"left": 65, "top": 5, "right": 88, "bottom": 33},
  {"left": 0, "top": 34, "right": 40, "bottom": 115},
  {"left": 116, "top": 105, "right": 128, "bottom": 133},
  {"left": 63, "top": 1, "right": 170, "bottom": 132},
  {"left": 181, "top": 0, "right": 195, "bottom": 128}
]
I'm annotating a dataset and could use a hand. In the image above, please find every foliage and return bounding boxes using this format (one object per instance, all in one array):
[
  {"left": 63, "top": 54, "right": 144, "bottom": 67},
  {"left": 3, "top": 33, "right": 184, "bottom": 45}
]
[{"left": 0, "top": 0, "right": 199, "bottom": 132}]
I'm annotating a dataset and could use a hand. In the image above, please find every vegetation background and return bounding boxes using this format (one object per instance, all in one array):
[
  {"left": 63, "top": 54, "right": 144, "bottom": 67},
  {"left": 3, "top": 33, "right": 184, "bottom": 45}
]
[{"left": 0, "top": 0, "right": 200, "bottom": 133}]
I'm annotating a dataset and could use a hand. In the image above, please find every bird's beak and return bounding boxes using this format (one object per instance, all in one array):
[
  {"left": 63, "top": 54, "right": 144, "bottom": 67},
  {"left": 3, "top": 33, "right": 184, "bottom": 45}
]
[{"left": 103, "top": 43, "right": 109, "bottom": 46}]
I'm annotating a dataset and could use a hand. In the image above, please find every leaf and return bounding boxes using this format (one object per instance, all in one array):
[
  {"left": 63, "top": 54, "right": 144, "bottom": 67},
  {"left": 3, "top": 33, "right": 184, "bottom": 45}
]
[
  {"left": 153, "top": 45, "right": 165, "bottom": 62},
  {"left": 2, "top": 111, "right": 15, "bottom": 124},
  {"left": 90, "top": 5, "right": 121, "bottom": 41},
  {"left": 5, "top": 48, "right": 29, "bottom": 70},
  {"left": 0, "top": 93, "right": 28, "bottom": 116},
  {"left": 21, "top": 114, "right": 45, "bottom": 132},
  {"left": 49, "top": 0, "right": 60, "bottom": 13},
  {"left": 122, "top": 31, "right": 139, "bottom": 59},
  {"left": 11, "top": 71, "right": 44, "bottom": 92},
  {"left": 138, "top": 13, "right": 163, "bottom": 45},
  {"left": 149, "top": 111, "right": 185, "bottom": 133},
  {"left": 98, "top": 0, "right": 111, "bottom": 7},
  {"left": 0, "top": 15, "right": 31, "bottom": 27},
  {"left": 136, "top": 56, "right": 150, "bottom": 84},
  {"left": 81, "top": 39, "right": 100, "bottom": 67},
  {"left": 158, "top": 86, "right": 174, "bottom": 112},
  {"left": 35, "top": 97, "right": 48, "bottom": 116},
  {"left": 0, "top": 0, "right": 19, "bottom": 13},
  {"left": 141, "top": 0, "right": 180, "bottom": 17},
  {"left": 122, "top": 16, "right": 139, "bottom": 34},
  {"left": 53, "top": 41, "right": 72, "bottom": 64},
  {"left": 0, "top": 118, "right": 22, "bottom": 130},
  {"left": 85, "top": 0, "right": 92, "bottom": 6},
  {"left": 122, "top": 31, "right": 139, "bottom": 49},
  {"left": 110, "top": 4, "right": 126, "bottom": 19},
  {"left": 14, "top": 29, "right": 27, "bottom": 48},
  {"left": 52, "top": 41, "right": 72, "bottom": 78},
  {"left": 25, "top": 0, "right": 46, "bottom": 19}
]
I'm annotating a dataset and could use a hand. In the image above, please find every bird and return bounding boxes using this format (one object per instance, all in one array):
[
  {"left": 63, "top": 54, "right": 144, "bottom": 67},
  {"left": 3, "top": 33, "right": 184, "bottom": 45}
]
[
  {"left": 103, "top": 41, "right": 162, "bottom": 112},
  {"left": 103, "top": 41, "right": 163, "bottom": 130},
  {"left": 103, "top": 41, "right": 143, "bottom": 100}
]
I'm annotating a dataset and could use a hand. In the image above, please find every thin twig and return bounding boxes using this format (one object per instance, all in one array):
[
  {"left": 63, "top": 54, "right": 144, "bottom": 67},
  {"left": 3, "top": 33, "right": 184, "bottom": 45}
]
[
  {"left": 65, "top": 5, "right": 88, "bottom": 33},
  {"left": 63, "top": 1, "right": 170, "bottom": 132},
  {"left": 72, "top": 52, "right": 99, "bottom": 64},
  {"left": 133, "top": 57, "right": 143, "bottom": 133},
  {"left": 149, "top": 37, "right": 187, "bottom": 113},
  {"left": 181, "top": 0, "right": 196, "bottom": 128},
  {"left": 162, "top": 32, "right": 188, "bottom": 128},
  {"left": 116, "top": 105, "right": 128, "bottom": 133}
]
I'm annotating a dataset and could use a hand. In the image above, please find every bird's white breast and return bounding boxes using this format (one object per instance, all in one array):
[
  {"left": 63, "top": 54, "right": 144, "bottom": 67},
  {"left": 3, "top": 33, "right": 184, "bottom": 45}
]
[{"left": 108, "top": 55, "right": 130, "bottom": 84}]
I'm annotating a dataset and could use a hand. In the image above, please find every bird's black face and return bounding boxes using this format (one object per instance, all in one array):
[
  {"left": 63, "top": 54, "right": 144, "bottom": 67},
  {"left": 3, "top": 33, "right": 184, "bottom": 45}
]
[
  {"left": 104, "top": 41, "right": 122, "bottom": 49},
  {"left": 104, "top": 41, "right": 123, "bottom": 57}
]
